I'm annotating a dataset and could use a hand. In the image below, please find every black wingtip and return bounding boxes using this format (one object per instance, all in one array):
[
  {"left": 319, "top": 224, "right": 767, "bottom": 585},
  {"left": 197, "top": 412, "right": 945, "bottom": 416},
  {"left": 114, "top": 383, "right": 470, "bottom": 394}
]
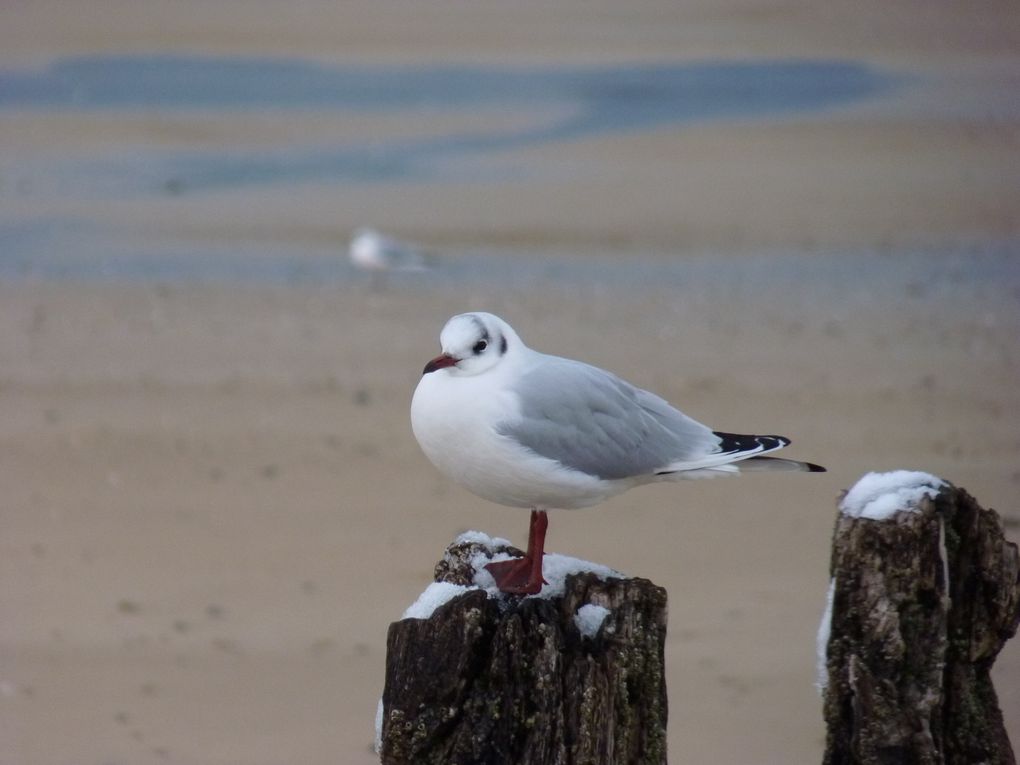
[
  {"left": 712, "top": 431, "right": 825, "bottom": 471},
  {"left": 713, "top": 431, "right": 790, "bottom": 453}
]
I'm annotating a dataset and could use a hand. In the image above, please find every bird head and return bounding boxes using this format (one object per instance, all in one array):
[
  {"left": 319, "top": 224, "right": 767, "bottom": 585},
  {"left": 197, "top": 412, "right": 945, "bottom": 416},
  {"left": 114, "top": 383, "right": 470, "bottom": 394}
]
[{"left": 422, "top": 312, "right": 519, "bottom": 377}]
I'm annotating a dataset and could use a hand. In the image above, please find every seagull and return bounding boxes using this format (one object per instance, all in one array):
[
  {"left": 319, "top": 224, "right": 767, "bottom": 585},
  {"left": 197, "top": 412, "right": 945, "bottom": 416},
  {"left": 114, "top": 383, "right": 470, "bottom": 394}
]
[
  {"left": 348, "top": 227, "right": 431, "bottom": 289},
  {"left": 410, "top": 312, "right": 825, "bottom": 595}
]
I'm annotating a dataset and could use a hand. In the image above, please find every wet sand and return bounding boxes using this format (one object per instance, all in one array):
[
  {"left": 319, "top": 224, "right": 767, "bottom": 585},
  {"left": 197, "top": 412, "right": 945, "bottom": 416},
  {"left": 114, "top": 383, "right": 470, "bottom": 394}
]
[
  {"left": 2, "top": 2, "right": 1019, "bottom": 764},
  {"left": 3, "top": 273, "right": 1018, "bottom": 764}
]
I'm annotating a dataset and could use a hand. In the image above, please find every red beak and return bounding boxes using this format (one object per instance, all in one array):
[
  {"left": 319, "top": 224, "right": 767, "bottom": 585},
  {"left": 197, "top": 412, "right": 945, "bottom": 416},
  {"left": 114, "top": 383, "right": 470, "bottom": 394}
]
[{"left": 422, "top": 354, "right": 458, "bottom": 375}]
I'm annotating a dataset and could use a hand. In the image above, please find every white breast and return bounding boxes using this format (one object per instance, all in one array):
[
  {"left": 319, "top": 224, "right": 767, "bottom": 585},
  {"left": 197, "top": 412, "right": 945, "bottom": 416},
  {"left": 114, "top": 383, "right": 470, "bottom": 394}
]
[{"left": 410, "top": 369, "right": 620, "bottom": 510}]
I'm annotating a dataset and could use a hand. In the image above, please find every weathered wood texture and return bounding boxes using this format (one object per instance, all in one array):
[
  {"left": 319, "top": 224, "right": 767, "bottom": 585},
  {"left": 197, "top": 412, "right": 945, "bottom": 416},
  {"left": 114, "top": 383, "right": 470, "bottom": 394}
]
[
  {"left": 380, "top": 537, "right": 668, "bottom": 765},
  {"left": 822, "top": 484, "right": 1020, "bottom": 765}
]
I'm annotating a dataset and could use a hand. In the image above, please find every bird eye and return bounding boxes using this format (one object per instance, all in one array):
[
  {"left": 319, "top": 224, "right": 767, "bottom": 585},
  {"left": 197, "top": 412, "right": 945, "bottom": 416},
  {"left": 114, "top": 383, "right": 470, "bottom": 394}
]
[{"left": 472, "top": 340, "right": 488, "bottom": 354}]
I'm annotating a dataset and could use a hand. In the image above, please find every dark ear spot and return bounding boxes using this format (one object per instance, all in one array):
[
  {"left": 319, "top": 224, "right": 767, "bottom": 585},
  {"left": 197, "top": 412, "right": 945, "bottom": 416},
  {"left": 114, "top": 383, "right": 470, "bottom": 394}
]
[{"left": 500, "top": 335, "right": 508, "bottom": 355}]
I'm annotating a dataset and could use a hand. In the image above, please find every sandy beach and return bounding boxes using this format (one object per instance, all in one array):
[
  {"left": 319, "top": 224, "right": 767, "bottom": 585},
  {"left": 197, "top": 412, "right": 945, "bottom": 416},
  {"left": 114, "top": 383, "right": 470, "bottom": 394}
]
[{"left": 2, "top": 2, "right": 1019, "bottom": 764}]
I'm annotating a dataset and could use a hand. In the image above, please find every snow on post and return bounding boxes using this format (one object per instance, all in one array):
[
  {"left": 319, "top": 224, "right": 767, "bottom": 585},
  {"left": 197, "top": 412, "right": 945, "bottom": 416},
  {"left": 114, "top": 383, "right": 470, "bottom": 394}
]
[
  {"left": 819, "top": 473, "right": 1020, "bottom": 765},
  {"left": 378, "top": 532, "right": 668, "bottom": 765},
  {"left": 837, "top": 470, "right": 945, "bottom": 520}
]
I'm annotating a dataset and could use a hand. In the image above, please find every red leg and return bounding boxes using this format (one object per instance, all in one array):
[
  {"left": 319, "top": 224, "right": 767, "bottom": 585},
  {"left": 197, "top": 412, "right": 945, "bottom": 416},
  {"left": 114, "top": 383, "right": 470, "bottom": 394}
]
[{"left": 484, "top": 510, "right": 549, "bottom": 595}]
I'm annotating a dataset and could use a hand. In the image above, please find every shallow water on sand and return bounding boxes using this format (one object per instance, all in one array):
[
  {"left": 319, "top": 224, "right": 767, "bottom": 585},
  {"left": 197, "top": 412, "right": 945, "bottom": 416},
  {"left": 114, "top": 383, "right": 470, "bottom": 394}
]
[
  {"left": 1, "top": 55, "right": 892, "bottom": 190},
  {"left": 1, "top": 214, "right": 1017, "bottom": 310},
  {"left": 0, "top": 55, "right": 899, "bottom": 268}
]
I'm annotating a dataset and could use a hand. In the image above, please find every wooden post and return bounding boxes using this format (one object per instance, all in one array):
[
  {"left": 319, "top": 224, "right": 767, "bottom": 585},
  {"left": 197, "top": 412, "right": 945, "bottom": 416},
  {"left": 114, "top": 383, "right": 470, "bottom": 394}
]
[
  {"left": 820, "top": 479, "right": 1020, "bottom": 765},
  {"left": 379, "top": 535, "right": 669, "bottom": 765}
]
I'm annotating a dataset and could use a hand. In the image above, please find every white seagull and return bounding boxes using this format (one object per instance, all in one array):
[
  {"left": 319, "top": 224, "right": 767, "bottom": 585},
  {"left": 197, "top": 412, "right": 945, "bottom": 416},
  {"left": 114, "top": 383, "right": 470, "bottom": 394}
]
[
  {"left": 411, "top": 312, "right": 825, "bottom": 595},
  {"left": 348, "top": 227, "right": 431, "bottom": 289}
]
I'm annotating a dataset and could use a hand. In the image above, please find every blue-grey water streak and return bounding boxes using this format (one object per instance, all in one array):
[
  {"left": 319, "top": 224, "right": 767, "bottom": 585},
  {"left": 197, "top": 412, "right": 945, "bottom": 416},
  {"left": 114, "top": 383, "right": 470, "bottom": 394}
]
[{"left": 0, "top": 55, "right": 896, "bottom": 191}]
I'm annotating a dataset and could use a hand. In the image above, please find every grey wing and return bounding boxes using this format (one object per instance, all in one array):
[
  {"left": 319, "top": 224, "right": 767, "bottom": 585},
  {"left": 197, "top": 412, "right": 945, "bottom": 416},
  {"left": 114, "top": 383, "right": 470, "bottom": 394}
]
[
  {"left": 379, "top": 236, "right": 426, "bottom": 270},
  {"left": 498, "top": 356, "right": 721, "bottom": 480}
]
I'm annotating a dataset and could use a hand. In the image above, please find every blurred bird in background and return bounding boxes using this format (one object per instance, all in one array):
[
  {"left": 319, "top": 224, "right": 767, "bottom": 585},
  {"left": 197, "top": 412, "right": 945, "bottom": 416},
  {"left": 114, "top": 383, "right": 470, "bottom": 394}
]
[{"left": 348, "top": 227, "right": 435, "bottom": 290}]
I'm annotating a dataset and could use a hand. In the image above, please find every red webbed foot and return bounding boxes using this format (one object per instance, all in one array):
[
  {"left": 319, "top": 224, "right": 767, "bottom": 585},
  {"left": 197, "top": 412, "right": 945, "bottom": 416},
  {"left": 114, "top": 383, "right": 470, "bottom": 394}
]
[{"left": 484, "top": 509, "right": 549, "bottom": 595}]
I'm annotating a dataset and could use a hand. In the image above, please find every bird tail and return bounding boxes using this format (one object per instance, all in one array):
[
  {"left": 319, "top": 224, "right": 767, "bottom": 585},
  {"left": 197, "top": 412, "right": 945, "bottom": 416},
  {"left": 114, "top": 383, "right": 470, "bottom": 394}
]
[
  {"left": 735, "top": 456, "right": 827, "bottom": 473},
  {"left": 712, "top": 432, "right": 825, "bottom": 472},
  {"left": 653, "top": 432, "right": 826, "bottom": 477}
]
